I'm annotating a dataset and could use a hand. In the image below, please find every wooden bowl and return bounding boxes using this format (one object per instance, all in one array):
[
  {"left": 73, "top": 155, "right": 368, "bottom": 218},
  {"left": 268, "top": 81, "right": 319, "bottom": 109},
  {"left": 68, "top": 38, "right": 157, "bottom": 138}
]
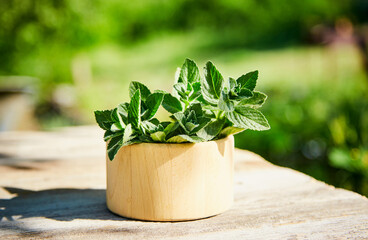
[{"left": 106, "top": 135, "right": 234, "bottom": 221}]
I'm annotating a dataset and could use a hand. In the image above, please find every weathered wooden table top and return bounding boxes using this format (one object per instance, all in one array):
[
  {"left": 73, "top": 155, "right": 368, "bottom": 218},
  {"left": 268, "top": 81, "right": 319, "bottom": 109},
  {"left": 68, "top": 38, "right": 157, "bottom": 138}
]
[{"left": 0, "top": 126, "right": 367, "bottom": 239}]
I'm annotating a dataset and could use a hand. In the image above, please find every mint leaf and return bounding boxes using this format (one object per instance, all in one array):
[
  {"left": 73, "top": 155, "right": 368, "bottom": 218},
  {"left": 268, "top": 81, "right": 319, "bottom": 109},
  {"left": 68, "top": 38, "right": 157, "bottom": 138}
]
[
  {"left": 174, "top": 67, "right": 181, "bottom": 83},
  {"left": 122, "top": 124, "right": 135, "bottom": 143},
  {"left": 186, "top": 103, "right": 203, "bottom": 117},
  {"left": 154, "top": 89, "right": 169, "bottom": 94},
  {"left": 143, "top": 92, "right": 164, "bottom": 120},
  {"left": 173, "top": 83, "right": 187, "bottom": 100},
  {"left": 219, "top": 90, "right": 234, "bottom": 112},
  {"left": 104, "top": 130, "right": 124, "bottom": 142},
  {"left": 94, "top": 110, "right": 114, "bottom": 130},
  {"left": 236, "top": 70, "right": 258, "bottom": 91},
  {"left": 164, "top": 122, "right": 181, "bottom": 140},
  {"left": 141, "top": 120, "right": 159, "bottom": 134},
  {"left": 149, "top": 118, "right": 160, "bottom": 126},
  {"left": 117, "top": 102, "right": 129, "bottom": 115},
  {"left": 173, "top": 59, "right": 201, "bottom": 102},
  {"left": 238, "top": 88, "right": 253, "bottom": 98},
  {"left": 117, "top": 103, "right": 129, "bottom": 124},
  {"left": 188, "top": 82, "right": 202, "bottom": 101},
  {"left": 110, "top": 123, "right": 123, "bottom": 132},
  {"left": 238, "top": 91, "right": 267, "bottom": 108},
  {"left": 164, "top": 121, "right": 180, "bottom": 135},
  {"left": 178, "top": 58, "right": 200, "bottom": 84},
  {"left": 150, "top": 131, "right": 166, "bottom": 142},
  {"left": 173, "top": 112, "right": 187, "bottom": 132},
  {"left": 202, "top": 61, "right": 224, "bottom": 104},
  {"left": 128, "top": 89, "right": 141, "bottom": 128},
  {"left": 174, "top": 109, "right": 210, "bottom": 134},
  {"left": 95, "top": 60, "right": 270, "bottom": 160},
  {"left": 162, "top": 93, "right": 183, "bottom": 113},
  {"left": 197, "top": 119, "right": 225, "bottom": 141},
  {"left": 186, "top": 110, "right": 196, "bottom": 123},
  {"left": 219, "top": 126, "right": 245, "bottom": 138},
  {"left": 229, "top": 77, "right": 237, "bottom": 90},
  {"left": 185, "top": 122, "right": 197, "bottom": 132},
  {"left": 190, "top": 117, "right": 211, "bottom": 133},
  {"left": 167, "top": 134, "right": 204, "bottom": 143},
  {"left": 226, "top": 106, "right": 270, "bottom": 131},
  {"left": 129, "top": 81, "right": 151, "bottom": 101},
  {"left": 159, "top": 121, "right": 171, "bottom": 129},
  {"left": 111, "top": 108, "right": 126, "bottom": 128},
  {"left": 107, "top": 136, "right": 123, "bottom": 161}
]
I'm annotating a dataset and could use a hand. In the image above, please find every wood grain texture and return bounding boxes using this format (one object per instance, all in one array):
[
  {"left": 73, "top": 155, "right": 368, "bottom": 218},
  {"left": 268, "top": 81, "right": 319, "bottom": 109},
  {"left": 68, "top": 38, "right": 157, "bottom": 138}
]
[
  {"left": 107, "top": 136, "right": 234, "bottom": 221},
  {"left": 0, "top": 126, "right": 367, "bottom": 239}
]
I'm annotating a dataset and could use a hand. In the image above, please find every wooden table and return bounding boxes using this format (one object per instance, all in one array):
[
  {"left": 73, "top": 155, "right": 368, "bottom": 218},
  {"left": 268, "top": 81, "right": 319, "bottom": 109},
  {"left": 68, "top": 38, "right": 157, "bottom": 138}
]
[{"left": 0, "top": 126, "right": 367, "bottom": 239}]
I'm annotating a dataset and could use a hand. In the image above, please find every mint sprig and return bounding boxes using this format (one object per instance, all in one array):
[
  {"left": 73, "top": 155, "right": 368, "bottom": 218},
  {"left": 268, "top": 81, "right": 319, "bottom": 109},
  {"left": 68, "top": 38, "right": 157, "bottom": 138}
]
[{"left": 95, "top": 58, "right": 270, "bottom": 160}]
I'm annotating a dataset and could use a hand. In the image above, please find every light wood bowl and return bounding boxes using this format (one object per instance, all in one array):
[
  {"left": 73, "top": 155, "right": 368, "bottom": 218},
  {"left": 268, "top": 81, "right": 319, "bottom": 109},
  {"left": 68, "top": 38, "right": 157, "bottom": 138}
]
[{"left": 106, "top": 135, "right": 234, "bottom": 221}]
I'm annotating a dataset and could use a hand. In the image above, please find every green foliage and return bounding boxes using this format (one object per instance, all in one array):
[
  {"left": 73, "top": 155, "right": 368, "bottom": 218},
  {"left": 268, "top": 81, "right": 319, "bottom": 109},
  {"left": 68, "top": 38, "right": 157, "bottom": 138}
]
[
  {"left": 95, "top": 58, "right": 270, "bottom": 160},
  {"left": 235, "top": 81, "right": 368, "bottom": 196},
  {"left": 0, "top": 0, "right": 355, "bottom": 107},
  {"left": 162, "top": 94, "right": 183, "bottom": 114},
  {"left": 226, "top": 106, "right": 270, "bottom": 131}
]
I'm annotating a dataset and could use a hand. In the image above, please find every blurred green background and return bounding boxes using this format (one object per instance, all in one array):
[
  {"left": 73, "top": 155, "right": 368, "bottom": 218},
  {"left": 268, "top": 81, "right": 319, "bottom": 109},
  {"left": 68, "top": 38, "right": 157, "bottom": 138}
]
[{"left": 1, "top": 0, "right": 368, "bottom": 195}]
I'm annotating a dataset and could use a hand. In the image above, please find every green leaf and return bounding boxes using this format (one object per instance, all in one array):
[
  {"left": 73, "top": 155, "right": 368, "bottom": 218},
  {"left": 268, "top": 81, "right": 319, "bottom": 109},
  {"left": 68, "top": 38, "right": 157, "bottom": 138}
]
[
  {"left": 186, "top": 103, "right": 203, "bottom": 116},
  {"left": 186, "top": 110, "right": 196, "bottom": 122},
  {"left": 164, "top": 121, "right": 180, "bottom": 135},
  {"left": 203, "top": 109, "right": 216, "bottom": 118},
  {"left": 238, "top": 91, "right": 267, "bottom": 108},
  {"left": 228, "top": 78, "right": 238, "bottom": 98},
  {"left": 202, "top": 61, "right": 224, "bottom": 104},
  {"left": 197, "top": 119, "right": 225, "bottom": 141},
  {"left": 110, "top": 123, "right": 123, "bottom": 132},
  {"left": 229, "top": 77, "right": 237, "bottom": 90},
  {"left": 188, "top": 82, "right": 202, "bottom": 101},
  {"left": 154, "top": 89, "right": 169, "bottom": 94},
  {"left": 128, "top": 89, "right": 141, "bottom": 128},
  {"left": 202, "top": 104, "right": 219, "bottom": 112},
  {"left": 219, "top": 90, "right": 234, "bottom": 112},
  {"left": 159, "top": 121, "right": 171, "bottom": 129},
  {"left": 111, "top": 108, "right": 126, "bottom": 128},
  {"left": 150, "top": 131, "right": 166, "bottom": 142},
  {"left": 185, "top": 122, "right": 197, "bottom": 132},
  {"left": 178, "top": 58, "right": 200, "bottom": 84},
  {"left": 174, "top": 67, "right": 181, "bottom": 83},
  {"left": 104, "top": 130, "right": 124, "bottom": 142},
  {"left": 123, "top": 124, "right": 136, "bottom": 143},
  {"left": 238, "top": 88, "right": 253, "bottom": 98},
  {"left": 138, "top": 135, "right": 153, "bottom": 143},
  {"left": 94, "top": 110, "right": 114, "bottom": 130},
  {"left": 117, "top": 102, "right": 129, "bottom": 115},
  {"left": 162, "top": 93, "right": 183, "bottom": 113},
  {"left": 141, "top": 120, "right": 159, "bottom": 134},
  {"left": 97, "top": 62, "right": 269, "bottom": 156},
  {"left": 173, "top": 110, "right": 210, "bottom": 134},
  {"left": 107, "top": 136, "right": 123, "bottom": 161},
  {"left": 173, "top": 83, "right": 187, "bottom": 99},
  {"left": 167, "top": 134, "right": 204, "bottom": 143},
  {"left": 218, "top": 126, "right": 245, "bottom": 138},
  {"left": 173, "top": 112, "right": 187, "bottom": 132},
  {"left": 117, "top": 103, "right": 129, "bottom": 124},
  {"left": 129, "top": 81, "right": 151, "bottom": 101},
  {"left": 226, "top": 106, "right": 270, "bottom": 131},
  {"left": 142, "top": 92, "right": 164, "bottom": 120},
  {"left": 149, "top": 118, "right": 160, "bottom": 126},
  {"left": 191, "top": 117, "right": 211, "bottom": 133},
  {"left": 236, "top": 70, "right": 258, "bottom": 91}
]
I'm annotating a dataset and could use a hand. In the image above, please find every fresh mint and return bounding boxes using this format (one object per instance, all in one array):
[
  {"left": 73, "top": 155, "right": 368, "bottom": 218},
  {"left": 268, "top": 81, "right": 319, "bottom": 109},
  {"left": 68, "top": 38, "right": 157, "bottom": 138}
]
[{"left": 95, "top": 58, "right": 270, "bottom": 160}]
